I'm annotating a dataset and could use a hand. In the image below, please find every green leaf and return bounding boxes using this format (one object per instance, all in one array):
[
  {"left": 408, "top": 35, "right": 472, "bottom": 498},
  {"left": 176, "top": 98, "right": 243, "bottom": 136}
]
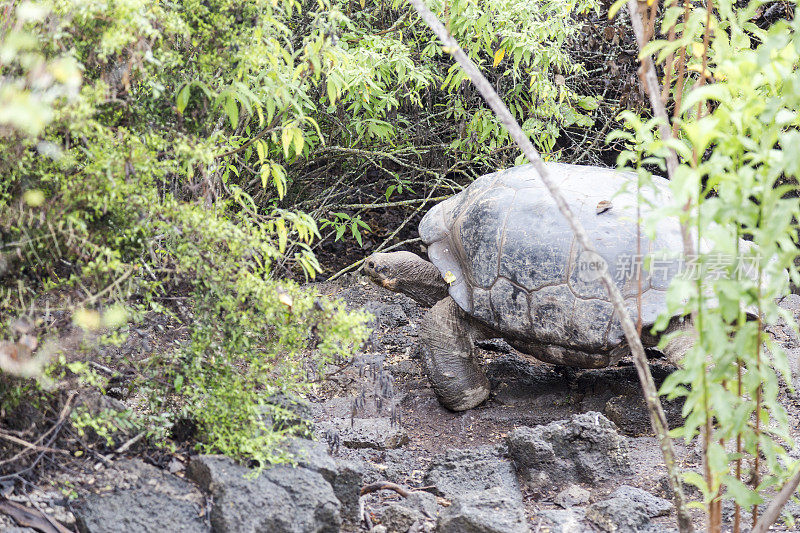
[
  {"left": 723, "top": 476, "right": 763, "bottom": 507},
  {"left": 326, "top": 81, "right": 337, "bottom": 105},
  {"left": 293, "top": 127, "right": 304, "bottom": 155},
  {"left": 608, "top": 0, "right": 627, "bottom": 19},
  {"left": 224, "top": 97, "right": 239, "bottom": 128},
  {"left": 174, "top": 374, "right": 184, "bottom": 393},
  {"left": 281, "top": 127, "right": 293, "bottom": 159},
  {"left": 351, "top": 223, "right": 363, "bottom": 247},
  {"left": 260, "top": 165, "right": 270, "bottom": 189},
  {"left": 492, "top": 48, "right": 505, "bottom": 68},
  {"left": 682, "top": 471, "right": 711, "bottom": 500},
  {"left": 276, "top": 218, "right": 287, "bottom": 253},
  {"left": 176, "top": 84, "right": 191, "bottom": 114},
  {"left": 271, "top": 163, "right": 286, "bottom": 199},
  {"left": 256, "top": 141, "right": 265, "bottom": 163},
  {"left": 577, "top": 96, "right": 599, "bottom": 111}
]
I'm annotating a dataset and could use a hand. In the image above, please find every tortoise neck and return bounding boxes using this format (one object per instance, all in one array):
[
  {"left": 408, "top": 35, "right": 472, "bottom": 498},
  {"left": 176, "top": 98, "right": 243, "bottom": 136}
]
[{"left": 396, "top": 259, "right": 449, "bottom": 308}]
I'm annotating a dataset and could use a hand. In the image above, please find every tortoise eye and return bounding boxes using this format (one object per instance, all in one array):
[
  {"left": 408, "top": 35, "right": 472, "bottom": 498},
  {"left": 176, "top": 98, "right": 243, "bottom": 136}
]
[{"left": 367, "top": 261, "right": 375, "bottom": 269}]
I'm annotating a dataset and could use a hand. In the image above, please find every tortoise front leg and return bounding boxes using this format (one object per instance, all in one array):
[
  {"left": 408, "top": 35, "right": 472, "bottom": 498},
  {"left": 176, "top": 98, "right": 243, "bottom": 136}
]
[{"left": 420, "top": 296, "right": 490, "bottom": 411}]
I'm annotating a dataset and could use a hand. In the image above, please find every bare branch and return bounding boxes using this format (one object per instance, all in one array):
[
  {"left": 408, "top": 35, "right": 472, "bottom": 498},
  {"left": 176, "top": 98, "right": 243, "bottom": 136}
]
[
  {"left": 752, "top": 465, "right": 800, "bottom": 533},
  {"left": 625, "top": 0, "right": 679, "bottom": 178}
]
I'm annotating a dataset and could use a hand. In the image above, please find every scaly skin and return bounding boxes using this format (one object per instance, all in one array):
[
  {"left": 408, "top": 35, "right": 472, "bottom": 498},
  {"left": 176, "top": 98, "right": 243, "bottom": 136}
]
[{"left": 364, "top": 251, "right": 448, "bottom": 308}]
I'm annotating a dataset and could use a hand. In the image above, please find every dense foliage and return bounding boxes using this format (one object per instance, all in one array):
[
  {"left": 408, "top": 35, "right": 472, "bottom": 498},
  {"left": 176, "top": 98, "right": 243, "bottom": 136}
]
[
  {"left": 0, "top": 0, "right": 600, "bottom": 465},
  {"left": 0, "top": 0, "right": 375, "bottom": 465},
  {"left": 611, "top": 1, "right": 800, "bottom": 529}
]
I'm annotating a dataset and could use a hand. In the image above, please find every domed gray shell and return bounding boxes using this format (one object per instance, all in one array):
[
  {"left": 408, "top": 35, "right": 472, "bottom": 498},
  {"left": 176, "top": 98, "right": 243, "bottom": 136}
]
[{"left": 418, "top": 163, "right": 683, "bottom": 353}]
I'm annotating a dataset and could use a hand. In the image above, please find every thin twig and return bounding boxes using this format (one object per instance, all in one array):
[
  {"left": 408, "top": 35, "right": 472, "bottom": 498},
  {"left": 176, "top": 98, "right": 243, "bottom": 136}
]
[
  {"left": 0, "top": 432, "right": 68, "bottom": 455},
  {"left": 407, "top": 2, "right": 692, "bottom": 531},
  {"left": 661, "top": 0, "right": 680, "bottom": 104},
  {"left": 214, "top": 110, "right": 288, "bottom": 159},
  {"left": 360, "top": 481, "right": 411, "bottom": 497},
  {"left": 671, "top": 0, "right": 691, "bottom": 138},
  {"left": 626, "top": 0, "right": 679, "bottom": 178},
  {"left": 331, "top": 196, "right": 450, "bottom": 210},
  {"left": 0, "top": 392, "right": 77, "bottom": 468},
  {"left": 115, "top": 431, "right": 146, "bottom": 454}
]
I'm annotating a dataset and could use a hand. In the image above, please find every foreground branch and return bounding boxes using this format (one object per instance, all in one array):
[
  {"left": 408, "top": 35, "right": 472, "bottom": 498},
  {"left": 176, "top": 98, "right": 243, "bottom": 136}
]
[
  {"left": 625, "top": 0, "right": 679, "bottom": 178},
  {"left": 405, "top": 1, "right": 692, "bottom": 531},
  {"left": 752, "top": 465, "right": 800, "bottom": 533}
]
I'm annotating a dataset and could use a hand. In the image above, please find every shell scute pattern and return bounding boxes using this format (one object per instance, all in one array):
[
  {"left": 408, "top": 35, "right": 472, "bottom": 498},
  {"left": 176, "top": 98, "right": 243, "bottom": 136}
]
[
  {"left": 453, "top": 186, "right": 514, "bottom": 288},
  {"left": 419, "top": 163, "right": 682, "bottom": 354}
]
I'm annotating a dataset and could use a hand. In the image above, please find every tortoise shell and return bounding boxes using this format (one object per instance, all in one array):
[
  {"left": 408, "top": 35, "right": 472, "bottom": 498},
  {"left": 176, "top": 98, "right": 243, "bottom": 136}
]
[{"left": 418, "top": 163, "right": 683, "bottom": 354}]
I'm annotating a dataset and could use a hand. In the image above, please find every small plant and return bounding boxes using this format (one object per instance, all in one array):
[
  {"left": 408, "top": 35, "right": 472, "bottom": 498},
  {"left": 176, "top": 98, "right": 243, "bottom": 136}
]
[
  {"left": 320, "top": 212, "right": 372, "bottom": 247},
  {"left": 610, "top": 1, "right": 800, "bottom": 531}
]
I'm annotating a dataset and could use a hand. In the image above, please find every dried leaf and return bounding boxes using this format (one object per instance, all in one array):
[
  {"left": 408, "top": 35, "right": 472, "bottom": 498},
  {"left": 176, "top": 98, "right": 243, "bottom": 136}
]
[
  {"left": 492, "top": 48, "right": 505, "bottom": 68},
  {"left": 278, "top": 290, "right": 293, "bottom": 309},
  {"left": 596, "top": 200, "right": 613, "bottom": 214}
]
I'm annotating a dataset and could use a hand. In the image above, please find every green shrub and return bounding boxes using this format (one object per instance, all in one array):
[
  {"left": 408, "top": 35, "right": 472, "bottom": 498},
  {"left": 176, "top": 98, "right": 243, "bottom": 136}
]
[
  {"left": 610, "top": 2, "right": 800, "bottom": 528},
  {"left": 0, "top": 0, "right": 369, "bottom": 465}
]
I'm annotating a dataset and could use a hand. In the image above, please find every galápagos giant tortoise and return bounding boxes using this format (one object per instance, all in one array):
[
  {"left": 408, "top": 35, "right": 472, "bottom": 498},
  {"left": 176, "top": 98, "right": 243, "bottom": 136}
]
[{"left": 365, "top": 163, "right": 692, "bottom": 411}]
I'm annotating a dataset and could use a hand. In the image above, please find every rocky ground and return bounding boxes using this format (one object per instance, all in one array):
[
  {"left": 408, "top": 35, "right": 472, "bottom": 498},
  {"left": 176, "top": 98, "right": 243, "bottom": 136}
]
[{"left": 3, "top": 275, "right": 800, "bottom": 532}]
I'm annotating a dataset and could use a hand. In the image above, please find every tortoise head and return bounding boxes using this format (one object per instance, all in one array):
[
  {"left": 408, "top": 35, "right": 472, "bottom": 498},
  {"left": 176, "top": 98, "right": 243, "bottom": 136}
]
[{"left": 364, "top": 251, "right": 449, "bottom": 307}]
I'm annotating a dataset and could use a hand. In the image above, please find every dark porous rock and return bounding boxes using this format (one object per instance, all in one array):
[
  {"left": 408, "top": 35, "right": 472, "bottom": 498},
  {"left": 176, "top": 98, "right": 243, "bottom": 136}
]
[
  {"left": 74, "top": 459, "right": 208, "bottom": 533},
  {"left": 364, "top": 301, "right": 409, "bottom": 329},
  {"left": 285, "top": 437, "right": 337, "bottom": 479},
  {"left": 404, "top": 490, "right": 438, "bottom": 519},
  {"left": 262, "top": 393, "right": 313, "bottom": 433},
  {"left": 535, "top": 508, "right": 587, "bottom": 533},
  {"left": 74, "top": 390, "right": 128, "bottom": 417},
  {"left": 315, "top": 417, "right": 409, "bottom": 450},
  {"left": 188, "top": 455, "right": 340, "bottom": 533},
  {"left": 424, "top": 446, "right": 520, "bottom": 500},
  {"left": 486, "top": 353, "right": 565, "bottom": 394},
  {"left": 604, "top": 395, "right": 683, "bottom": 436},
  {"left": 379, "top": 504, "right": 425, "bottom": 533},
  {"left": 476, "top": 338, "right": 514, "bottom": 354},
  {"left": 332, "top": 458, "right": 370, "bottom": 523},
  {"left": 787, "top": 347, "right": 800, "bottom": 394},
  {"left": 506, "top": 411, "right": 631, "bottom": 492},
  {"left": 72, "top": 391, "right": 137, "bottom": 445},
  {"left": 554, "top": 484, "right": 590, "bottom": 508},
  {"left": 585, "top": 497, "right": 650, "bottom": 533},
  {"left": 387, "top": 359, "right": 422, "bottom": 378},
  {"left": 436, "top": 487, "right": 528, "bottom": 533},
  {"left": 719, "top": 499, "right": 800, "bottom": 525},
  {"left": 608, "top": 486, "right": 672, "bottom": 518},
  {"left": 652, "top": 474, "right": 699, "bottom": 501},
  {"left": 283, "top": 437, "right": 366, "bottom": 523},
  {"left": 425, "top": 447, "right": 526, "bottom": 532}
]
